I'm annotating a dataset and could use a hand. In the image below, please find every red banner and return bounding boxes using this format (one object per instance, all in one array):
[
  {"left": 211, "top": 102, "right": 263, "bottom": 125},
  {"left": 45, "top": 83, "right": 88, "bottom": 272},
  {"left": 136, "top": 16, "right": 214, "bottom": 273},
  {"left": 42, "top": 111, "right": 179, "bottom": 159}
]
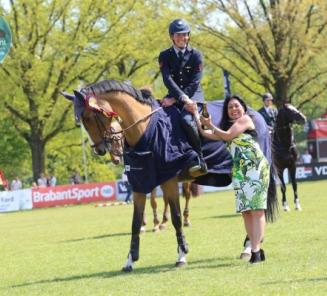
[
  {"left": 308, "top": 119, "right": 327, "bottom": 139},
  {"left": 32, "top": 182, "right": 116, "bottom": 208}
]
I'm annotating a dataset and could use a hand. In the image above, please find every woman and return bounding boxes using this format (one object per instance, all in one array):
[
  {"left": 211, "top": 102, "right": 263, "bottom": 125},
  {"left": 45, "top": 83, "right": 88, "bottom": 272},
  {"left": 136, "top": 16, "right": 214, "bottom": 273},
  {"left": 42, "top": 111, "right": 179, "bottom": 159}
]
[{"left": 191, "top": 95, "right": 269, "bottom": 264}]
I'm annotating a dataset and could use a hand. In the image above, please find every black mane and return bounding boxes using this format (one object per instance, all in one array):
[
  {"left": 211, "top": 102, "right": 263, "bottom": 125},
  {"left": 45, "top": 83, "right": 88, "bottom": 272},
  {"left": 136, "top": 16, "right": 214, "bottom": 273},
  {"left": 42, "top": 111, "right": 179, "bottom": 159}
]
[{"left": 81, "top": 80, "right": 154, "bottom": 106}]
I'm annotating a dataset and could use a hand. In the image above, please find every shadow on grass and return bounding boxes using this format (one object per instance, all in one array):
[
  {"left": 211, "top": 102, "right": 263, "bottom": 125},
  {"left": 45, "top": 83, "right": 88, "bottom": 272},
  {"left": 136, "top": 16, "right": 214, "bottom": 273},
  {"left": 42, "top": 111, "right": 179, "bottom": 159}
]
[
  {"left": 60, "top": 232, "right": 131, "bottom": 243},
  {"left": 263, "top": 277, "right": 327, "bottom": 285},
  {"left": 9, "top": 256, "right": 237, "bottom": 289},
  {"left": 206, "top": 214, "right": 239, "bottom": 219}
]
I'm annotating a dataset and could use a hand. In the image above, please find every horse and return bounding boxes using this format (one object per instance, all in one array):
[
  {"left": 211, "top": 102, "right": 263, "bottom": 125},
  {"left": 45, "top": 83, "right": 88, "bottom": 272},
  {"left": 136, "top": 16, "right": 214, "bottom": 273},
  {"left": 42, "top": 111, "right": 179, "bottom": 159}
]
[
  {"left": 62, "top": 80, "right": 275, "bottom": 271},
  {"left": 272, "top": 103, "right": 306, "bottom": 211}
]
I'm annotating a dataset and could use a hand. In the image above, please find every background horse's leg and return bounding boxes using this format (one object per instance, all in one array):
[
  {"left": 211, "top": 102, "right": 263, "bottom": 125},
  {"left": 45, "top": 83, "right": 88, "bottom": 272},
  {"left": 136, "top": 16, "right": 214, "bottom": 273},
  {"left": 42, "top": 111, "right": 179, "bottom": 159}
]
[
  {"left": 277, "top": 168, "right": 290, "bottom": 211},
  {"left": 150, "top": 188, "right": 160, "bottom": 232},
  {"left": 182, "top": 182, "right": 192, "bottom": 227},
  {"left": 289, "top": 165, "right": 302, "bottom": 211},
  {"left": 161, "top": 178, "right": 188, "bottom": 267},
  {"left": 122, "top": 192, "right": 146, "bottom": 272},
  {"left": 159, "top": 192, "right": 170, "bottom": 230}
]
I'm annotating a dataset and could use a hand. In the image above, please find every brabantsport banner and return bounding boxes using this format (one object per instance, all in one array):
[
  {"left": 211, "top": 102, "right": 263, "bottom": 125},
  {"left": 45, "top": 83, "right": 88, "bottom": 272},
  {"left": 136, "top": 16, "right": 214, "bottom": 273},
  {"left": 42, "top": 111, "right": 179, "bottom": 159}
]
[{"left": 32, "top": 182, "right": 117, "bottom": 208}]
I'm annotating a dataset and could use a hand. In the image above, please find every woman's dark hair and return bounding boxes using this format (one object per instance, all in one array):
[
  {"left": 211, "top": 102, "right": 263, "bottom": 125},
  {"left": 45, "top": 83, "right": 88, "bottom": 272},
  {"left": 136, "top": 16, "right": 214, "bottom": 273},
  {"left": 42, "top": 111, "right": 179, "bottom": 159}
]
[{"left": 219, "top": 94, "right": 248, "bottom": 131}]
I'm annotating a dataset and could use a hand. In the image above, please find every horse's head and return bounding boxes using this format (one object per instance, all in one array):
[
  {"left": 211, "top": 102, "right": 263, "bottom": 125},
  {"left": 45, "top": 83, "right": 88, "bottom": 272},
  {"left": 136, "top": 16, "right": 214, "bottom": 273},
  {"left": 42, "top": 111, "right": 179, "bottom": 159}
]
[
  {"left": 278, "top": 103, "right": 306, "bottom": 125},
  {"left": 60, "top": 91, "right": 124, "bottom": 164}
]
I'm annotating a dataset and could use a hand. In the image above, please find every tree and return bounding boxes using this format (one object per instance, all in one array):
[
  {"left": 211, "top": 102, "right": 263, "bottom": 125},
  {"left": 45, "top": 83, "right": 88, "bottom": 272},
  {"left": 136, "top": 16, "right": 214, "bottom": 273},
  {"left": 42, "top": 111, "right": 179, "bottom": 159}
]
[
  {"left": 0, "top": 0, "right": 172, "bottom": 181},
  {"left": 190, "top": 0, "right": 327, "bottom": 108}
]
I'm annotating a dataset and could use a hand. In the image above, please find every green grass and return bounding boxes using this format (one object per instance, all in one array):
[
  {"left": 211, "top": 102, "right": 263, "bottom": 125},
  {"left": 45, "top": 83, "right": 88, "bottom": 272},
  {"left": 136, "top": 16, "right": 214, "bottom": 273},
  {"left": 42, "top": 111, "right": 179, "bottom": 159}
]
[{"left": 1, "top": 180, "right": 327, "bottom": 296}]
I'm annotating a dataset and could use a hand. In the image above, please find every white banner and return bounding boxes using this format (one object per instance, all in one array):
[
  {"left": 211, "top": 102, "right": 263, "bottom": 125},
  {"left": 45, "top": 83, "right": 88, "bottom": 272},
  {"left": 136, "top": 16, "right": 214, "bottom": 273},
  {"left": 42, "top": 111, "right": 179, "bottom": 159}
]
[{"left": 0, "top": 190, "right": 19, "bottom": 212}]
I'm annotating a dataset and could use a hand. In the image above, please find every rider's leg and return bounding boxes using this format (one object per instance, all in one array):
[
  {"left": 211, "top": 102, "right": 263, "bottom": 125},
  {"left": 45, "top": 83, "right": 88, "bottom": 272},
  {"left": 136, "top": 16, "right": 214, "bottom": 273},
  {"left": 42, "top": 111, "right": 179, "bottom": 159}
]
[{"left": 180, "top": 109, "right": 207, "bottom": 176}]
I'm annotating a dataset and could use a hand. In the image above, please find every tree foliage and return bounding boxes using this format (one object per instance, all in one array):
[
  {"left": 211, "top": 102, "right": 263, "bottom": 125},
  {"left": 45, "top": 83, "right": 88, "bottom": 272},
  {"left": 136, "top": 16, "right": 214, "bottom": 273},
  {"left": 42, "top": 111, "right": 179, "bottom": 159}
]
[{"left": 190, "top": 0, "right": 327, "bottom": 110}]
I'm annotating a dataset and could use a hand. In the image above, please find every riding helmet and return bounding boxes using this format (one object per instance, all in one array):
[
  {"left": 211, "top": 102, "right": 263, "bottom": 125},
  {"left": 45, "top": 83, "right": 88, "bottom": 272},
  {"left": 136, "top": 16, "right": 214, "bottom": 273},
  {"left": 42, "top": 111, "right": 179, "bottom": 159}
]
[{"left": 169, "top": 19, "right": 190, "bottom": 35}]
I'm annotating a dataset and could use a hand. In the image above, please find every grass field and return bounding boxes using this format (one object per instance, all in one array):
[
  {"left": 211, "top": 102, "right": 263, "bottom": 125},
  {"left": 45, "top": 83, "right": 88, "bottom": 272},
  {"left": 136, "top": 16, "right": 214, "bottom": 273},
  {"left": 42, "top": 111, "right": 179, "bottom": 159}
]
[{"left": 0, "top": 180, "right": 327, "bottom": 296}]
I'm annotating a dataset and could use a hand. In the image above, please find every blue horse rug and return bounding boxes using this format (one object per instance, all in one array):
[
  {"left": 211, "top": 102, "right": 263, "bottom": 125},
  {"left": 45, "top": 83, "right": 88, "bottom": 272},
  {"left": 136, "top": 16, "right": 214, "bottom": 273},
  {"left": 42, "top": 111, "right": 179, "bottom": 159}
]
[{"left": 124, "top": 100, "right": 271, "bottom": 194}]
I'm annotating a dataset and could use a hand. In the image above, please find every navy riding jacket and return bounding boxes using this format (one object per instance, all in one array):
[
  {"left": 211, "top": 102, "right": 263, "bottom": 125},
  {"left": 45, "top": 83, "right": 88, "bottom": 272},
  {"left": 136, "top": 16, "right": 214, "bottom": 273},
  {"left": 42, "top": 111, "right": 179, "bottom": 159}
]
[{"left": 158, "top": 45, "right": 204, "bottom": 103}]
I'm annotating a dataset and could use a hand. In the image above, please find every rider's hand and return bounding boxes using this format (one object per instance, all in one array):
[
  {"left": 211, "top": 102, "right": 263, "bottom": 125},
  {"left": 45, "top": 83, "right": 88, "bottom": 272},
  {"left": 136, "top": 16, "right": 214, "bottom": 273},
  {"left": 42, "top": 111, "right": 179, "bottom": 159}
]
[{"left": 161, "top": 97, "right": 176, "bottom": 107}]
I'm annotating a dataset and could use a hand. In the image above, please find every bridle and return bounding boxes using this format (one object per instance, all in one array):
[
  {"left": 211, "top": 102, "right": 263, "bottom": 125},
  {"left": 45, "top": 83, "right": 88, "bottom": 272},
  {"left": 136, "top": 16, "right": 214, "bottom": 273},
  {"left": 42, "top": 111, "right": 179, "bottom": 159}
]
[{"left": 84, "top": 104, "right": 162, "bottom": 158}]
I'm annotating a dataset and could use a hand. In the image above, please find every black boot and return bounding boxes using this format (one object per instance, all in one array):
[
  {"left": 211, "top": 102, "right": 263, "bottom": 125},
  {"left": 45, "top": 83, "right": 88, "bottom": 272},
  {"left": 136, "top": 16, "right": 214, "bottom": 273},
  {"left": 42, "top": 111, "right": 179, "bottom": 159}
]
[
  {"left": 180, "top": 119, "right": 208, "bottom": 177},
  {"left": 249, "top": 249, "right": 265, "bottom": 264}
]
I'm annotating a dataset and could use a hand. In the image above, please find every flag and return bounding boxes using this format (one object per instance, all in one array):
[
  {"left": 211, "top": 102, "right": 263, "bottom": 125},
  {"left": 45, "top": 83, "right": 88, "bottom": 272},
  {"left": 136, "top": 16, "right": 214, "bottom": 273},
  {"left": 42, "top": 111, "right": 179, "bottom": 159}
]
[{"left": 223, "top": 69, "right": 231, "bottom": 99}]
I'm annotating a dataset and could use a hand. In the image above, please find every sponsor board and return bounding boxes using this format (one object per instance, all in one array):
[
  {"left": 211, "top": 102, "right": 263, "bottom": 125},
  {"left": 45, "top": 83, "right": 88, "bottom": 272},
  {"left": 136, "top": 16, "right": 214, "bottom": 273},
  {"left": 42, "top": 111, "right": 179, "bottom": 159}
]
[
  {"left": 296, "top": 162, "right": 327, "bottom": 181},
  {"left": 32, "top": 182, "right": 116, "bottom": 208}
]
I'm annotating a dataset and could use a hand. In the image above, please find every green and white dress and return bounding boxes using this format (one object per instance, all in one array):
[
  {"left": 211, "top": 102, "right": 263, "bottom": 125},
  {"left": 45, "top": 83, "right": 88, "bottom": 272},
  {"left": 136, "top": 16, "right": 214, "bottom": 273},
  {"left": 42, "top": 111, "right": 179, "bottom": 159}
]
[{"left": 226, "top": 132, "right": 270, "bottom": 213}]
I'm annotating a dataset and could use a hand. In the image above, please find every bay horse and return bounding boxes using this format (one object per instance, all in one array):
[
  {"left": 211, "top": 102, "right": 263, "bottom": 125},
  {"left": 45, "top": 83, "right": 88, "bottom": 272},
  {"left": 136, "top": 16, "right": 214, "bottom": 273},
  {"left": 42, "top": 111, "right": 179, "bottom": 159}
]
[
  {"left": 68, "top": 89, "right": 193, "bottom": 231},
  {"left": 62, "top": 80, "right": 276, "bottom": 271},
  {"left": 272, "top": 103, "right": 306, "bottom": 211}
]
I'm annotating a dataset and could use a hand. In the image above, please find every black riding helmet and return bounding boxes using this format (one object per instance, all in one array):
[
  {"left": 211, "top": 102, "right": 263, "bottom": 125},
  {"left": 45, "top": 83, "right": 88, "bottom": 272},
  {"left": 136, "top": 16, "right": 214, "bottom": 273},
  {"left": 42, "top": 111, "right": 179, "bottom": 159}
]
[{"left": 168, "top": 19, "right": 190, "bottom": 36}]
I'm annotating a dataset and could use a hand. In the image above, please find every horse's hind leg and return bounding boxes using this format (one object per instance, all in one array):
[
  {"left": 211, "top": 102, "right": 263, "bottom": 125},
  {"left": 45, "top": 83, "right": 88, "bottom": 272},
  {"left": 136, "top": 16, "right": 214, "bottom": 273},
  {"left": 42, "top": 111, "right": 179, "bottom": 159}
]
[
  {"left": 150, "top": 188, "right": 160, "bottom": 232},
  {"left": 289, "top": 166, "right": 301, "bottom": 211},
  {"left": 182, "top": 182, "right": 191, "bottom": 227},
  {"left": 159, "top": 193, "right": 170, "bottom": 230},
  {"left": 122, "top": 192, "right": 146, "bottom": 272},
  {"left": 278, "top": 169, "right": 290, "bottom": 211},
  {"left": 162, "top": 178, "right": 188, "bottom": 267}
]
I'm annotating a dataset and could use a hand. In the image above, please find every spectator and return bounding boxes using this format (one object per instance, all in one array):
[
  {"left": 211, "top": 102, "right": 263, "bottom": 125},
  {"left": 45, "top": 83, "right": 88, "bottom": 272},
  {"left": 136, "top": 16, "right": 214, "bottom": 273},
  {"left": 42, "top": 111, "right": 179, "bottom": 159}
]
[
  {"left": 11, "top": 176, "right": 23, "bottom": 191},
  {"left": 70, "top": 171, "right": 82, "bottom": 184},
  {"left": 301, "top": 149, "right": 312, "bottom": 164},
  {"left": 48, "top": 174, "right": 57, "bottom": 187},
  {"left": 37, "top": 173, "right": 47, "bottom": 188},
  {"left": 122, "top": 171, "right": 132, "bottom": 204},
  {"left": 258, "top": 93, "right": 278, "bottom": 132},
  {"left": 190, "top": 94, "right": 273, "bottom": 264}
]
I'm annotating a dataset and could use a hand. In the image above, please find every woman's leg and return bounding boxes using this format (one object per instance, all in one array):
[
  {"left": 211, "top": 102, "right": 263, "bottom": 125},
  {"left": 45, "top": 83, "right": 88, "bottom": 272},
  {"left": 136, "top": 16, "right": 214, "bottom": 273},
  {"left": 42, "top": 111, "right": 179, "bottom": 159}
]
[
  {"left": 250, "top": 210, "right": 265, "bottom": 252},
  {"left": 242, "top": 211, "right": 253, "bottom": 242}
]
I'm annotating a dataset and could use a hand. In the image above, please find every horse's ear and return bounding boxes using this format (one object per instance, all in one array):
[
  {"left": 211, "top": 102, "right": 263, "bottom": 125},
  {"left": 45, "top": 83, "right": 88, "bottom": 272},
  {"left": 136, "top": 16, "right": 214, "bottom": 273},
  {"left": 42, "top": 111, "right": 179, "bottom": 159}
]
[
  {"left": 59, "top": 91, "right": 75, "bottom": 101},
  {"left": 73, "top": 90, "right": 85, "bottom": 102}
]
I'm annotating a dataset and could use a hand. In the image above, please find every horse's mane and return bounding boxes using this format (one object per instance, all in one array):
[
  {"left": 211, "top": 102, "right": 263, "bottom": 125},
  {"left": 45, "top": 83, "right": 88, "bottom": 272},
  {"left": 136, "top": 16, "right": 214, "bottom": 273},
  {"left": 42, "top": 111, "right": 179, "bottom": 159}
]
[{"left": 82, "top": 80, "right": 154, "bottom": 106}]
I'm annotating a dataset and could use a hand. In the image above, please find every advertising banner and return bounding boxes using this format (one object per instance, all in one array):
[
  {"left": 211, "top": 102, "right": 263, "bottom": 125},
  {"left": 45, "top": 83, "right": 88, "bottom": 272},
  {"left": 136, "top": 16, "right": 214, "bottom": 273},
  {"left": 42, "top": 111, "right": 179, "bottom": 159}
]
[
  {"left": 32, "top": 182, "right": 116, "bottom": 208},
  {"left": 0, "top": 190, "right": 19, "bottom": 212},
  {"left": 296, "top": 162, "right": 327, "bottom": 181}
]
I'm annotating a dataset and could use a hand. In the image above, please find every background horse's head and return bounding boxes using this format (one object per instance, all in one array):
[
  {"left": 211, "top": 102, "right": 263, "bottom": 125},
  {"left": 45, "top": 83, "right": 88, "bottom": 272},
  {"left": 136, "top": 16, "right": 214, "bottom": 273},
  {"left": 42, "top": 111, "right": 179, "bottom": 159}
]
[
  {"left": 277, "top": 103, "right": 306, "bottom": 126},
  {"left": 60, "top": 91, "right": 123, "bottom": 165}
]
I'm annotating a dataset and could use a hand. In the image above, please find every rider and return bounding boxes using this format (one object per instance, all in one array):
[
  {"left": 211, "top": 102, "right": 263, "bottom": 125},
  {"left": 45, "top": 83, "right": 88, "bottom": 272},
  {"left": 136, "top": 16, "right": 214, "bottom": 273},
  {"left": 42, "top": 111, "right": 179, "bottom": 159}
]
[
  {"left": 258, "top": 93, "right": 278, "bottom": 133},
  {"left": 158, "top": 18, "right": 207, "bottom": 177}
]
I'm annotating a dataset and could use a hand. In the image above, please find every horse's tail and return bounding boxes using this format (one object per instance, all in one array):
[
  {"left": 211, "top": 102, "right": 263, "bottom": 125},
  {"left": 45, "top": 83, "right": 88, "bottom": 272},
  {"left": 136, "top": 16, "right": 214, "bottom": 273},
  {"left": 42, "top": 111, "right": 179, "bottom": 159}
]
[{"left": 265, "top": 166, "right": 279, "bottom": 223}]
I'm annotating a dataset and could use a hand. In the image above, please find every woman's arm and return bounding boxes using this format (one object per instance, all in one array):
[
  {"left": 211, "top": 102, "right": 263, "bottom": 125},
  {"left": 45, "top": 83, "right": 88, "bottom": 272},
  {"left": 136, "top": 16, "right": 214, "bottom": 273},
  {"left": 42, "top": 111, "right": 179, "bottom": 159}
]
[
  {"left": 192, "top": 108, "right": 223, "bottom": 141},
  {"left": 210, "top": 115, "right": 254, "bottom": 141}
]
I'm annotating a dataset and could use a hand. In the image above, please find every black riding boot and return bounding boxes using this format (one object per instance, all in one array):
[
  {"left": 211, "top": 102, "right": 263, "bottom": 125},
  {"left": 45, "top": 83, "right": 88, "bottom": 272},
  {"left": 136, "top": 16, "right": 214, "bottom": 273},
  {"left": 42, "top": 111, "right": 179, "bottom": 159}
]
[{"left": 181, "top": 119, "right": 207, "bottom": 177}]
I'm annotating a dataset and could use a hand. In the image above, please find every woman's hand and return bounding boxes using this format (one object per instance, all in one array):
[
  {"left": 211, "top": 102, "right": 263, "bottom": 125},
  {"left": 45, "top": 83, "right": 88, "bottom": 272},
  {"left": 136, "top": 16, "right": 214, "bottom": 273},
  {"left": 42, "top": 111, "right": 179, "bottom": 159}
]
[{"left": 200, "top": 115, "right": 212, "bottom": 127}]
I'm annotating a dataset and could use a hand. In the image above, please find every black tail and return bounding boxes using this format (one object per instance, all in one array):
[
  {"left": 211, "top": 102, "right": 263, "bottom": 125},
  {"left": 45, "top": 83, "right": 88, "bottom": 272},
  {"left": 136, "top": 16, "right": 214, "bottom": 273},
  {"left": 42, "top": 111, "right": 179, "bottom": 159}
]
[{"left": 265, "top": 166, "right": 279, "bottom": 223}]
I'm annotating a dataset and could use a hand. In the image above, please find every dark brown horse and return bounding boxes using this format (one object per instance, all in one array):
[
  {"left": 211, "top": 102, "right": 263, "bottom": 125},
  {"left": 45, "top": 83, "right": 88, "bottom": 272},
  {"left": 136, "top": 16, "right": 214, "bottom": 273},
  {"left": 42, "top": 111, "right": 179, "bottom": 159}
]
[{"left": 272, "top": 103, "right": 306, "bottom": 211}]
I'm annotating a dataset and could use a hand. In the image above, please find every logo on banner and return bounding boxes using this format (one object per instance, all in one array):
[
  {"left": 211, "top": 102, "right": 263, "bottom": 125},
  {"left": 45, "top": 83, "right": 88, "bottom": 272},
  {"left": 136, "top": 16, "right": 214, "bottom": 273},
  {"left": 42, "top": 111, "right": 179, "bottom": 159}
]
[
  {"left": 0, "top": 17, "right": 12, "bottom": 63},
  {"left": 296, "top": 166, "right": 312, "bottom": 179},
  {"left": 100, "top": 185, "right": 114, "bottom": 198}
]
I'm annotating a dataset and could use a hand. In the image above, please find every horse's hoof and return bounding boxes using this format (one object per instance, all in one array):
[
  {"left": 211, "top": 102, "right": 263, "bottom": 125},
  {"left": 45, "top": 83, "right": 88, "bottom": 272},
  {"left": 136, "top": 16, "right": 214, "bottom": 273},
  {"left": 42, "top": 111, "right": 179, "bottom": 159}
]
[
  {"left": 152, "top": 225, "right": 160, "bottom": 232},
  {"left": 295, "top": 200, "right": 302, "bottom": 211},
  {"left": 159, "top": 223, "right": 167, "bottom": 230},
  {"left": 122, "top": 266, "right": 133, "bottom": 272},
  {"left": 183, "top": 221, "right": 191, "bottom": 227},
  {"left": 282, "top": 202, "right": 290, "bottom": 212},
  {"left": 175, "top": 261, "right": 187, "bottom": 268}
]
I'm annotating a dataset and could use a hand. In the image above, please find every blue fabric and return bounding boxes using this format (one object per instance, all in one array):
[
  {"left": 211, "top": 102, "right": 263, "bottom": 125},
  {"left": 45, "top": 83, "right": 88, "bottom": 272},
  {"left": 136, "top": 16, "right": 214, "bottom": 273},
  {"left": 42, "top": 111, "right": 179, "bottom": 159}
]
[
  {"left": 124, "top": 101, "right": 198, "bottom": 193},
  {"left": 124, "top": 100, "right": 271, "bottom": 193}
]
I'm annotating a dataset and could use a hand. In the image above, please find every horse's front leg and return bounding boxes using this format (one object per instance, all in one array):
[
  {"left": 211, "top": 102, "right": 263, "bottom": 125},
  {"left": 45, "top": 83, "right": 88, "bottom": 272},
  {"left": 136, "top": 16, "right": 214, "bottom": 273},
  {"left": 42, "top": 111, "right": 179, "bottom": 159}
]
[
  {"left": 289, "top": 166, "right": 301, "bottom": 211},
  {"left": 162, "top": 178, "right": 188, "bottom": 267},
  {"left": 278, "top": 168, "right": 289, "bottom": 211},
  {"left": 122, "top": 192, "right": 146, "bottom": 272},
  {"left": 182, "top": 182, "right": 191, "bottom": 227}
]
